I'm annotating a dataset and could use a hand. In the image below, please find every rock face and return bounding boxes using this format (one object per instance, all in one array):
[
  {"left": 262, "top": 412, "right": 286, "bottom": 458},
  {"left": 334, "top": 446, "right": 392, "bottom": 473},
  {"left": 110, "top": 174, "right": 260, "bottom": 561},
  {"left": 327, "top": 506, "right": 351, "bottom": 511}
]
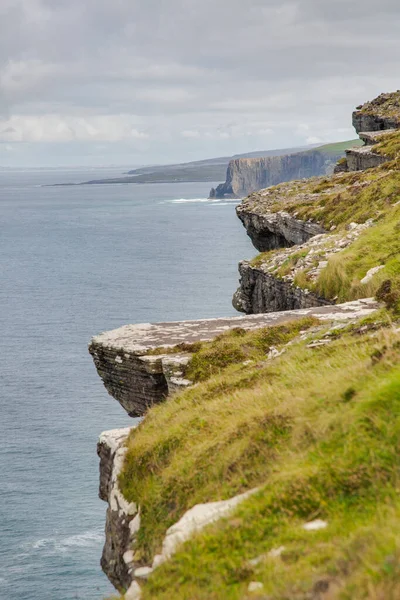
[
  {"left": 210, "top": 149, "right": 340, "bottom": 199},
  {"left": 233, "top": 220, "right": 374, "bottom": 315},
  {"left": 97, "top": 428, "right": 140, "bottom": 591},
  {"left": 345, "top": 145, "right": 389, "bottom": 171},
  {"left": 352, "top": 112, "right": 399, "bottom": 134},
  {"left": 90, "top": 302, "right": 379, "bottom": 418},
  {"left": 352, "top": 91, "right": 400, "bottom": 133},
  {"left": 236, "top": 205, "right": 325, "bottom": 252},
  {"left": 233, "top": 261, "right": 332, "bottom": 314}
]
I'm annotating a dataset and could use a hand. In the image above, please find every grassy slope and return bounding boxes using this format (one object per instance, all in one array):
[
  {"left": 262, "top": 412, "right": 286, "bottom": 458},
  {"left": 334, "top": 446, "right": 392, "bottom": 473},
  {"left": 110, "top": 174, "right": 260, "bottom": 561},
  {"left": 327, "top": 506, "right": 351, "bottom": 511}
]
[
  {"left": 247, "top": 131, "right": 400, "bottom": 305},
  {"left": 117, "top": 310, "right": 400, "bottom": 599},
  {"left": 312, "top": 139, "right": 363, "bottom": 155},
  {"left": 112, "top": 130, "right": 400, "bottom": 599}
]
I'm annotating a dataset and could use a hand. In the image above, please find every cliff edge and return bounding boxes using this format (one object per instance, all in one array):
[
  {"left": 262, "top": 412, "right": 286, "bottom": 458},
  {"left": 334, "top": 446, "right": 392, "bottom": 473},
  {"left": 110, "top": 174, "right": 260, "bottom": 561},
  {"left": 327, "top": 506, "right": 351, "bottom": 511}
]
[
  {"left": 233, "top": 90, "right": 400, "bottom": 315},
  {"left": 90, "top": 90, "right": 400, "bottom": 600},
  {"left": 209, "top": 140, "right": 361, "bottom": 199}
]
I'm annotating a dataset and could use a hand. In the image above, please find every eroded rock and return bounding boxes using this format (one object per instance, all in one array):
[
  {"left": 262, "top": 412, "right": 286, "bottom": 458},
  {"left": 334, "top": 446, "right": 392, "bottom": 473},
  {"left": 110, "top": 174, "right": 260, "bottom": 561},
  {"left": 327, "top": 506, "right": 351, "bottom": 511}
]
[
  {"left": 233, "top": 221, "right": 374, "bottom": 315},
  {"left": 345, "top": 145, "right": 389, "bottom": 171},
  {"left": 90, "top": 300, "right": 379, "bottom": 417},
  {"left": 97, "top": 428, "right": 140, "bottom": 591},
  {"left": 236, "top": 205, "right": 325, "bottom": 252},
  {"left": 210, "top": 149, "right": 343, "bottom": 199}
]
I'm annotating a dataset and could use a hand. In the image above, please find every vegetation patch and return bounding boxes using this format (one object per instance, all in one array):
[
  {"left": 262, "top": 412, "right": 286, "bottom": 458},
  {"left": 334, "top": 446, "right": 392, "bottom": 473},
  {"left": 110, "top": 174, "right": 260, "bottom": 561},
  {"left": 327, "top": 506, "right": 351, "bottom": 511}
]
[
  {"left": 139, "top": 324, "right": 400, "bottom": 599},
  {"left": 375, "top": 129, "right": 400, "bottom": 159},
  {"left": 314, "top": 204, "right": 400, "bottom": 306},
  {"left": 116, "top": 311, "right": 400, "bottom": 600},
  {"left": 357, "top": 90, "right": 400, "bottom": 120},
  {"left": 311, "top": 138, "right": 363, "bottom": 155},
  {"left": 118, "top": 314, "right": 398, "bottom": 583},
  {"left": 186, "top": 317, "right": 319, "bottom": 382}
]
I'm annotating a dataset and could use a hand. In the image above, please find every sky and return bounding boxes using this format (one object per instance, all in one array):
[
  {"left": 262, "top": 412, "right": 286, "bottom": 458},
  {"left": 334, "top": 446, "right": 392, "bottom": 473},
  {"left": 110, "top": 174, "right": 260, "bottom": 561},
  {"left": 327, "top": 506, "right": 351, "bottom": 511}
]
[{"left": 1, "top": 0, "right": 400, "bottom": 168}]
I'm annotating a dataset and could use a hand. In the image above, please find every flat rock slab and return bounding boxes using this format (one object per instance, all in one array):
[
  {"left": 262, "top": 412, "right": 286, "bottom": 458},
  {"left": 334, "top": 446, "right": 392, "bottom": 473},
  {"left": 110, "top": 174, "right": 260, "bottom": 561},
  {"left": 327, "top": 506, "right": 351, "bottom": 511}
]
[{"left": 89, "top": 299, "right": 379, "bottom": 417}]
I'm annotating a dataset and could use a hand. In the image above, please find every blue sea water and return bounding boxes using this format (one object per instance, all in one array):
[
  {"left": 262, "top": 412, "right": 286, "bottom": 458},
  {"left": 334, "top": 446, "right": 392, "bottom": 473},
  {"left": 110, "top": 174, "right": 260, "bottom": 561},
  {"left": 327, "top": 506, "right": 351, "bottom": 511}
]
[{"left": 0, "top": 169, "right": 253, "bottom": 600}]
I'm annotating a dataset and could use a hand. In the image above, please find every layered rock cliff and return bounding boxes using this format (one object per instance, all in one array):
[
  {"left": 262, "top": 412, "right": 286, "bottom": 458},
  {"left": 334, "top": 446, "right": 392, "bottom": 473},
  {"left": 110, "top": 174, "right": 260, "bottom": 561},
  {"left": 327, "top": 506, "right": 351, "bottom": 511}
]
[
  {"left": 233, "top": 91, "right": 400, "bottom": 315},
  {"left": 352, "top": 91, "right": 400, "bottom": 133},
  {"left": 209, "top": 148, "right": 340, "bottom": 199},
  {"left": 90, "top": 90, "right": 400, "bottom": 600},
  {"left": 93, "top": 300, "right": 379, "bottom": 597},
  {"left": 89, "top": 306, "right": 371, "bottom": 416}
]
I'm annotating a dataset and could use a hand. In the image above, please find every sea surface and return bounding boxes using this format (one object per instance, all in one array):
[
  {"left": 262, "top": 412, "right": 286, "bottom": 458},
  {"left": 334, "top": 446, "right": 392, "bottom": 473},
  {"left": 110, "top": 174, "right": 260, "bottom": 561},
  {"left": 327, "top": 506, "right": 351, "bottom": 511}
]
[{"left": 0, "top": 168, "right": 254, "bottom": 600}]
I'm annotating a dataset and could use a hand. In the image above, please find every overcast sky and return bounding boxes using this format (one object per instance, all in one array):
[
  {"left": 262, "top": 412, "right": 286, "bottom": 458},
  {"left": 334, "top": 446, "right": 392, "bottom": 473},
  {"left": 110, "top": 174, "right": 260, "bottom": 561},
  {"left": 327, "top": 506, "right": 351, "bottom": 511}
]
[{"left": 1, "top": 0, "right": 400, "bottom": 167}]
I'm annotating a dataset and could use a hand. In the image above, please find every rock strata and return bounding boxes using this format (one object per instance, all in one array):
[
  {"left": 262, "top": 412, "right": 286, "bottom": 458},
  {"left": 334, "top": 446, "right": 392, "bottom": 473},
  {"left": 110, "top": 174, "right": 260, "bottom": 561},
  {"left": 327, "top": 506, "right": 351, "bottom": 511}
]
[
  {"left": 90, "top": 301, "right": 379, "bottom": 418},
  {"left": 352, "top": 91, "right": 400, "bottom": 133},
  {"left": 236, "top": 205, "right": 325, "bottom": 252},
  {"left": 233, "top": 264, "right": 331, "bottom": 313},
  {"left": 210, "top": 149, "right": 341, "bottom": 199},
  {"left": 97, "top": 428, "right": 140, "bottom": 591},
  {"left": 233, "top": 222, "right": 373, "bottom": 315},
  {"left": 345, "top": 145, "right": 389, "bottom": 171}
]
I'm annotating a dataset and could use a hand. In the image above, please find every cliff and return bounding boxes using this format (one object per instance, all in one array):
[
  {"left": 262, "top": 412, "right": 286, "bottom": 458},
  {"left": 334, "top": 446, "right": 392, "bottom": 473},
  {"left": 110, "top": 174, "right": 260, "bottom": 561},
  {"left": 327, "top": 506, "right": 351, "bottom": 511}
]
[
  {"left": 90, "top": 90, "right": 400, "bottom": 600},
  {"left": 233, "top": 92, "right": 400, "bottom": 315},
  {"left": 89, "top": 306, "right": 372, "bottom": 417},
  {"left": 209, "top": 140, "right": 360, "bottom": 199},
  {"left": 93, "top": 300, "right": 379, "bottom": 598},
  {"left": 352, "top": 90, "right": 400, "bottom": 133}
]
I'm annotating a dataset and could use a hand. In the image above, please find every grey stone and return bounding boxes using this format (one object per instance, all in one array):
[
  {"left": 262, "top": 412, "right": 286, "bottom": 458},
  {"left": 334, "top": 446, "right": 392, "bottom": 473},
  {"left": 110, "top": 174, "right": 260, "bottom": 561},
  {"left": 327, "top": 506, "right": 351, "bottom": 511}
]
[
  {"left": 345, "top": 146, "right": 389, "bottom": 171},
  {"left": 210, "top": 149, "right": 340, "bottom": 199},
  {"left": 90, "top": 300, "right": 379, "bottom": 418},
  {"left": 97, "top": 428, "right": 140, "bottom": 591},
  {"left": 236, "top": 206, "right": 325, "bottom": 252}
]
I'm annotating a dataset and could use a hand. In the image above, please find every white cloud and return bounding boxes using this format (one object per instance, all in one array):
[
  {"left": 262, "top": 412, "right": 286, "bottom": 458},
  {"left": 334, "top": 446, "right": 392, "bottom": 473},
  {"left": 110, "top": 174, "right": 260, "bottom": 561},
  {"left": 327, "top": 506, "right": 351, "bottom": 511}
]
[
  {"left": 181, "top": 130, "right": 200, "bottom": 138},
  {"left": 2, "top": 0, "right": 400, "bottom": 165},
  {"left": 0, "top": 115, "right": 149, "bottom": 143},
  {"left": 306, "top": 136, "right": 322, "bottom": 144}
]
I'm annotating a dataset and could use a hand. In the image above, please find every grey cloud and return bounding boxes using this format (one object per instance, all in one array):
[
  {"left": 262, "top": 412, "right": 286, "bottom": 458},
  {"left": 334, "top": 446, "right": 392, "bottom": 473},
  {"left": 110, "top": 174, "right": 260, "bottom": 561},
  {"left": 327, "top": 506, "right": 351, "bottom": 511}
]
[{"left": 1, "top": 0, "right": 400, "bottom": 165}]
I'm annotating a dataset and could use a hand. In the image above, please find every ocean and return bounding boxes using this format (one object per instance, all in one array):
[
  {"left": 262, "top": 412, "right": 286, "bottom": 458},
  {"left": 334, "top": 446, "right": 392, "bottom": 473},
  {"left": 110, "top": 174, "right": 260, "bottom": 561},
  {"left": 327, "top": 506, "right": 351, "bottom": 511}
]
[{"left": 0, "top": 169, "right": 253, "bottom": 600}]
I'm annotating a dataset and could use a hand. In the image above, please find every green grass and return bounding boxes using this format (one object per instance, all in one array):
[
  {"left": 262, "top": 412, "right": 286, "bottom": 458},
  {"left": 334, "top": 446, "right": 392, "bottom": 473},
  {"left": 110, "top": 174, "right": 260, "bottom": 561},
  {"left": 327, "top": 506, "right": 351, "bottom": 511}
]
[
  {"left": 117, "top": 315, "right": 400, "bottom": 599},
  {"left": 243, "top": 162, "right": 400, "bottom": 230},
  {"left": 314, "top": 139, "right": 363, "bottom": 155},
  {"left": 314, "top": 205, "right": 400, "bottom": 303},
  {"left": 117, "top": 312, "right": 400, "bottom": 598},
  {"left": 375, "top": 130, "right": 400, "bottom": 159},
  {"left": 291, "top": 168, "right": 400, "bottom": 228},
  {"left": 185, "top": 317, "right": 319, "bottom": 382}
]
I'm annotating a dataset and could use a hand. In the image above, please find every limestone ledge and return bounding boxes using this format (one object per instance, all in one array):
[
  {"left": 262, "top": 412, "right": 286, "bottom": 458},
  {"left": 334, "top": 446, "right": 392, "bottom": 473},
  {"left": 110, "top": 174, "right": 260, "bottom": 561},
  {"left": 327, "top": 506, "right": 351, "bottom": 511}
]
[
  {"left": 90, "top": 299, "right": 379, "bottom": 419},
  {"left": 233, "top": 221, "right": 373, "bottom": 314},
  {"left": 345, "top": 145, "right": 390, "bottom": 172},
  {"left": 98, "top": 427, "right": 260, "bottom": 597},
  {"left": 236, "top": 204, "right": 324, "bottom": 252},
  {"left": 97, "top": 428, "right": 140, "bottom": 591}
]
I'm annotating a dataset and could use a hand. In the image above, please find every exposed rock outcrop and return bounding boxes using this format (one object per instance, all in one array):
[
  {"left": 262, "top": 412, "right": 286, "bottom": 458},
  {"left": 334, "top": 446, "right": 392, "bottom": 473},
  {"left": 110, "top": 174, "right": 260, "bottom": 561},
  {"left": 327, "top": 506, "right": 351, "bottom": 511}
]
[
  {"left": 233, "top": 221, "right": 374, "bottom": 315},
  {"left": 236, "top": 205, "right": 325, "bottom": 252},
  {"left": 97, "top": 428, "right": 140, "bottom": 591},
  {"left": 345, "top": 145, "right": 389, "bottom": 171},
  {"left": 210, "top": 149, "right": 342, "bottom": 199},
  {"left": 353, "top": 91, "right": 400, "bottom": 133},
  {"left": 231, "top": 92, "right": 400, "bottom": 315},
  {"left": 90, "top": 301, "right": 379, "bottom": 418},
  {"left": 233, "top": 263, "right": 331, "bottom": 314},
  {"left": 98, "top": 426, "right": 260, "bottom": 594}
]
